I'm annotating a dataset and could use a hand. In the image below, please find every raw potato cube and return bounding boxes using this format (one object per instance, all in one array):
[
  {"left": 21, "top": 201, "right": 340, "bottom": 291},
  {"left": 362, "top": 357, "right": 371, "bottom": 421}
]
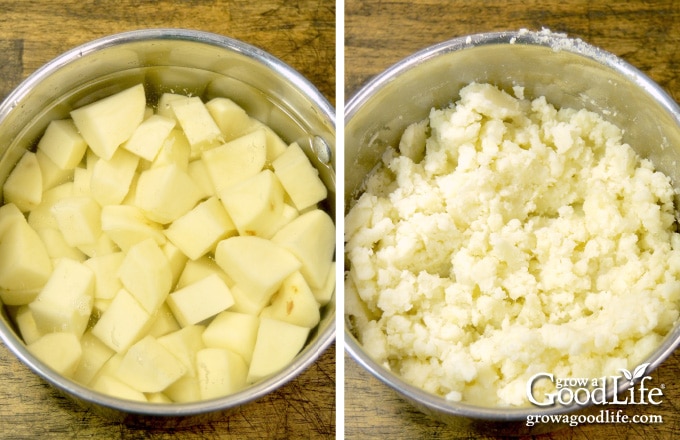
[
  {"left": 27, "top": 182, "right": 74, "bottom": 230},
  {"left": 51, "top": 196, "right": 102, "bottom": 247},
  {"left": 228, "top": 284, "right": 267, "bottom": 316},
  {"left": 162, "top": 242, "right": 188, "bottom": 288},
  {"left": 214, "top": 236, "right": 301, "bottom": 307},
  {"left": 37, "top": 119, "right": 88, "bottom": 170},
  {"left": 83, "top": 252, "right": 125, "bottom": 302},
  {"left": 0, "top": 215, "right": 52, "bottom": 292},
  {"left": 151, "top": 128, "right": 191, "bottom": 170},
  {"left": 171, "top": 96, "right": 223, "bottom": 156},
  {"left": 115, "top": 335, "right": 187, "bottom": 393},
  {"left": 147, "top": 392, "right": 173, "bottom": 403},
  {"left": 261, "top": 271, "right": 321, "bottom": 328},
  {"left": 15, "top": 306, "right": 41, "bottom": 345},
  {"left": 197, "top": 348, "right": 247, "bottom": 399},
  {"left": 135, "top": 164, "right": 203, "bottom": 224},
  {"left": 70, "top": 84, "right": 146, "bottom": 160},
  {"left": 36, "top": 150, "right": 73, "bottom": 191},
  {"left": 118, "top": 239, "right": 172, "bottom": 314},
  {"left": 271, "top": 209, "right": 335, "bottom": 289},
  {"left": 202, "top": 311, "right": 259, "bottom": 364},
  {"left": 187, "top": 160, "right": 214, "bottom": 198},
  {"left": 157, "top": 93, "right": 189, "bottom": 120},
  {"left": 272, "top": 142, "right": 327, "bottom": 211},
  {"left": 3, "top": 151, "right": 42, "bottom": 212},
  {"left": 101, "top": 205, "right": 166, "bottom": 252},
  {"left": 205, "top": 97, "right": 252, "bottom": 142},
  {"left": 122, "top": 114, "right": 176, "bottom": 161},
  {"left": 176, "top": 256, "right": 233, "bottom": 289},
  {"left": 92, "top": 375, "right": 147, "bottom": 402},
  {"left": 72, "top": 330, "right": 115, "bottom": 386},
  {"left": 147, "top": 302, "right": 181, "bottom": 338},
  {"left": 35, "top": 227, "right": 87, "bottom": 262},
  {"left": 76, "top": 233, "right": 117, "bottom": 259},
  {"left": 219, "top": 169, "right": 285, "bottom": 239},
  {"left": 0, "top": 202, "right": 25, "bottom": 236},
  {"left": 157, "top": 325, "right": 205, "bottom": 377},
  {"left": 27, "top": 332, "right": 82, "bottom": 378},
  {"left": 312, "top": 261, "right": 336, "bottom": 306},
  {"left": 90, "top": 148, "right": 139, "bottom": 206},
  {"left": 28, "top": 258, "right": 94, "bottom": 337},
  {"left": 91, "top": 288, "right": 152, "bottom": 353},
  {"left": 247, "top": 318, "right": 310, "bottom": 383},
  {"left": 262, "top": 124, "right": 289, "bottom": 163},
  {"left": 165, "top": 196, "right": 237, "bottom": 260},
  {"left": 167, "top": 274, "right": 234, "bottom": 327},
  {"left": 164, "top": 374, "right": 201, "bottom": 403},
  {"left": 202, "top": 129, "right": 267, "bottom": 193}
]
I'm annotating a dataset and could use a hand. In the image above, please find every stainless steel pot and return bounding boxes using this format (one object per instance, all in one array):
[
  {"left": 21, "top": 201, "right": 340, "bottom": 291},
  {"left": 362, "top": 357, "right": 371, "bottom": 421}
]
[
  {"left": 344, "top": 29, "right": 680, "bottom": 435},
  {"left": 0, "top": 28, "right": 335, "bottom": 426}
]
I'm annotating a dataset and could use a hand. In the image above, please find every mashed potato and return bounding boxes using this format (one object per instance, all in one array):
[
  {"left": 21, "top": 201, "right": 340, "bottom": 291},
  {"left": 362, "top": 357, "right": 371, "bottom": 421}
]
[{"left": 345, "top": 82, "right": 680, "bottom": 407}]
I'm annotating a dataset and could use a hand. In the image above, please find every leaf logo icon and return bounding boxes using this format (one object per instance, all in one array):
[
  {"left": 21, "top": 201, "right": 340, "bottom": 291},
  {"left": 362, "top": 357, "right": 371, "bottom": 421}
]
[{"left": 619, "top": 363, "right": 651, "bottom": 386}]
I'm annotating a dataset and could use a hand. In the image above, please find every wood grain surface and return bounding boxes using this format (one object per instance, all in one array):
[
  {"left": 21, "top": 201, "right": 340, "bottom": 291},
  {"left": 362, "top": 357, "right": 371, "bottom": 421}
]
[
  {"left": 344, "top": 1, "right": 680, "bottom": 439},
  {"left": 0, "top": 1, "right": 335, "bottom": 439}
]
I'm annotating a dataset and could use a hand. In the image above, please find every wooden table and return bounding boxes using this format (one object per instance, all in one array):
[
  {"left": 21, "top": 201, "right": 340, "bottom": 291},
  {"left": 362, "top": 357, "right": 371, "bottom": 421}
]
[
  {"left": 345, "top": 1, "right": 680, "bottom": 439},
  {"left": 0, "top": 1, "right": 335, "bottom": 439}
]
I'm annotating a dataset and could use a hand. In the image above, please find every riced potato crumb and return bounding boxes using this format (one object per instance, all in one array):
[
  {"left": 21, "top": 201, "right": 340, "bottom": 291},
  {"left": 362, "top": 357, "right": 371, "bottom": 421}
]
[{"left": 345, "top": 82, "right": 680, "bottom": 407}]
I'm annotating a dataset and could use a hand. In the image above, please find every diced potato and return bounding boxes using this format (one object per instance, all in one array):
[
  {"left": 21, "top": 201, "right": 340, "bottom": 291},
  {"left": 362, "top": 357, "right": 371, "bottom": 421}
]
[
  {"left": 90, "top": 148, "right": 139, "bottom": 206},
  {"left": 156, "top": 93, "right": 189, "bottom": 120},
  {"left": 271, "top": 209, "right": 335, "bottom": 289},
  {"left": 247, "top": 318, "right": 310, "bottom": 383},
  {"left": 164, "top": 374, "right": 201, "bottom": 403},
  {"left": 214, "top": 236, "right": 301, "bottom": 308},
  {"left": 100, "top": 204, "right": 166, "bottom": 252},
  {"left": 3, "top": 151, "right": 42, "bottom": 212},
  {"left": 157, "top": 325, "right": 205, "bottom": 377},
  {"left": 228, "top": 284, "right": 267, "bottom": 316},
  {"left": 261, "top": 271, "right": 320, "bottom": 328},
  {"left": 118, "top": 238, "right": 172, "bottom": 314},
  {"left": 146, "top": 392, "right": 172, "bottom": 403},
  {"left": 122, "top": 114, "right": 176, "bottom": 161},
  {"left": 312, "top": 261, "right": 336, "bottom": 306},
  {"left": 165, "top": 196, "right": 237, "bottom": 260},
  {"left": 0, "top": 219, "right": 52, "bottom": 292},
  {"left": 27, "top": 332, "right": 82, "bottom": 378},
  {"left": 51, "top": 196, "right": 102, "bottom": 247},
  {"left": 202, "top": 311, "right": 259, "bottom": 364},
  {"left": 205, "top": 97, "right": 252, "bottom": 142},
  {"left": 151, "top": 128, "right": 191, "bottom": 170},
  {"left": 91, "top": 375, "right": 147, "bottom": 402},
  {"left": 37, "top": 119, "right": 88, "bottom": 170},
  {"left": 15, "top": 305, "right": 41, "bottom": 345},
  {"left": 76, "top": 233, "right": 117, "bottom": 259},
  {"left": 27, "top": 182, "right": 73, "bottom": 230},
  {"left": 202, "top": 129, "right": 267, "bottom": 193},
  {"left": 83, "top": 252, "right": 125, "bottom": 302},
  {"left": 219, "top": 169, "right": 285, "bottom": 239},
  {"left": 186, "top": 160, "right": 214, "bottom": 198},
  {"left": 35, "top": 227, "right": 87, "bottom": 262},
  {"left": 91, "top": 288, "right": 152, "bottom": 353},
  {"left": 0, "top": 203, "right": 25, "bottom": 237},
  {"left": 0, "top": 287, "right": 40, "bottom": 307},
  {"left": 70, "top": 84, "right": 146, "bottom": 160},
  {"left": 72, "top": 330, "right": 115, "bottom": 386},
  {"left": 115, "top": 335, "right": 186, "bottom": 393},
  {"left": 197, "top": 348, "right": 247, "bottom": 400},
  {"left": 261, "top": 124, "right": 289, "bottom": 163},
  {"left": 35, "top": 150, "right": 73, "bottom": 191},
  {"left": 176, "top": 255, "right": 234, "bottom": 289},
  {"left": 166, "top": 274, "right": 234, "bottom": 327},
  {"left": 147, "top": 302, "right": 181, "bottom": 338},
  {"left": 135, "top": 164, "right": 203, "bottom": 224},
  {"left": 162, "top": 242, "right": 188, "bottom": 288},
  {"left": 28, "top": 259, "right": 94, "bottom": 337},
  {"left": 170, "top": 96, "right": 223, "bottom": 157},
  {"left": 272, "top": 142, "right": 327, "bottom": 211}
]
